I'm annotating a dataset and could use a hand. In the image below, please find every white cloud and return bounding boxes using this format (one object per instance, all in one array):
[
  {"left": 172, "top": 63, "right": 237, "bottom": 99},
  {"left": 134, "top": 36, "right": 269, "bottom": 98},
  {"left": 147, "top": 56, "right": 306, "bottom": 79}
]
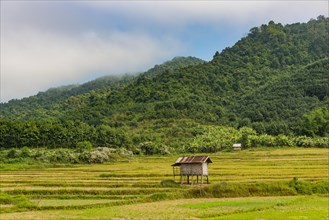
[
  {"left": 1, "top": 28, "right": 183, "bottom": 102},
  {"left": 1, "top": 0, "right": 327, "bottom": 102}
]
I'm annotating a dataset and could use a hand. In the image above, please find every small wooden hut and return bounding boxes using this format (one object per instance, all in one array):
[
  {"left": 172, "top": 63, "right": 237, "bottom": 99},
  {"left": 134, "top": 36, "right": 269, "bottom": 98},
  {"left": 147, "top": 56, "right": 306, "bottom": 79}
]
[
  {"left": 172, "top": 156, "right": 212, "bottom": 184},
  {"left": 232, "top": 143, "right": 242, "bottom": 151}
]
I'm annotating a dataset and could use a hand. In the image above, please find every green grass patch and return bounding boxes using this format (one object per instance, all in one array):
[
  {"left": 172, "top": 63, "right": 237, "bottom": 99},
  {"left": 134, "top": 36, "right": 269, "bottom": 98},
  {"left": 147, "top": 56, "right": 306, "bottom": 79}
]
[
  {"left": 2, "top": 196, "right": 324, "bottom": 220},
  {"left": 204, "top": 196, "right": 329, "bottom": 220},
  {"left": 180, "top": 198, "right": 287, "bottom": 210}
]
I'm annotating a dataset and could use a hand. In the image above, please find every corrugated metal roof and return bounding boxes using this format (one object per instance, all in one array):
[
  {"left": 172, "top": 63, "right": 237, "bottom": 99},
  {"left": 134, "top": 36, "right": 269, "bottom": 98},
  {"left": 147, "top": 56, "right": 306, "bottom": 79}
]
[{"left": 172, "top": 156, "right": 212, "bottom": 166}]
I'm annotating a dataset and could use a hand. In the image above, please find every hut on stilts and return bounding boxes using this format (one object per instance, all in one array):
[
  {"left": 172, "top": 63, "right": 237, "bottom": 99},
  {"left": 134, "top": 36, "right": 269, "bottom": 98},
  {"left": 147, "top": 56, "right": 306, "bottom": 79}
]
[{"left": 171, "top": 156, "right": 212, "bottom": 184}]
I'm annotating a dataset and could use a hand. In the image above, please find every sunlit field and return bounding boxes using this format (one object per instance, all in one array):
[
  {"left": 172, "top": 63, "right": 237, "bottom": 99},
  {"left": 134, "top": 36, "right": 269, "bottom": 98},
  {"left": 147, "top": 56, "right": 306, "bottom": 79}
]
[{"left": 1, "top": 148, "right": 328, "bottom": 219}]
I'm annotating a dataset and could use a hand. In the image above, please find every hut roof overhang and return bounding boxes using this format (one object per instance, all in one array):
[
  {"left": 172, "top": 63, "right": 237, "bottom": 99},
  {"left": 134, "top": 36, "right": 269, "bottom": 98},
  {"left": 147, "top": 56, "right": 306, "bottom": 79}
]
[{"left": 171, "top": 156, "right": 212, "bottom": 166}]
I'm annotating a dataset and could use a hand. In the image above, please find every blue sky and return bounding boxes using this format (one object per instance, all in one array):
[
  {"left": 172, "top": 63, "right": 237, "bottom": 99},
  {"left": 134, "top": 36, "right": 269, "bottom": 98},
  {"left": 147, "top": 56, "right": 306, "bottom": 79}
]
[{"left": 1, "top": 1, "right": 328, "bottom": 102}]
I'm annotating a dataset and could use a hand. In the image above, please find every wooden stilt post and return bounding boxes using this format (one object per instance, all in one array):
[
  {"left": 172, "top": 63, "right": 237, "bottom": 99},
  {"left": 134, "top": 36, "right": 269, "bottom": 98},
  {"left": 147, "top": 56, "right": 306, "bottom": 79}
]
[{"left": 173, "top": 167, "right": 175, "bottom": 181}]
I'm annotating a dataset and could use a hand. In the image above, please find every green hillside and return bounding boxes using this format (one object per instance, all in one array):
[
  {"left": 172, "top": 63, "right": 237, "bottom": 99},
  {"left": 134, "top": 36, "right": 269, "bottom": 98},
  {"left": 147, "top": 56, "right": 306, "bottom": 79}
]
[
  {"left": 0, "top": 16, "right": 328, "bottom": 152},
  {"left": 0, "top": 56, "right": 204, "bottom": 120}
]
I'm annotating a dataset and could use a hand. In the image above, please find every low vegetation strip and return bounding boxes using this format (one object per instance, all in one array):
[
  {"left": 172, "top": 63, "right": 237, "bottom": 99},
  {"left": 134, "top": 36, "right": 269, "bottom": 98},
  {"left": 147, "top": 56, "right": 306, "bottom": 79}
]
[
  {"left": 2, "top": 196, "right": 326, "bottom": 220},
  {"left": 186, "top": 179, "right": 329, "bottom": 198},
  {"left": 3, "top": 188, "right": 175, "bottom": 196}
]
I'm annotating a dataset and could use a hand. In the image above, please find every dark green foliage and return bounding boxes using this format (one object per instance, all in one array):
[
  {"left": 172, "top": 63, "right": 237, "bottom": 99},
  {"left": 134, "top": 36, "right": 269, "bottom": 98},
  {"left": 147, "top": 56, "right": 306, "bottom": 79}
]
[
  {"left": 7, "top": 149, "right": 18, "bottom": 158},
  {"left": 76, "top": 141, "right": 93, "bottom": 152},
  {"left": 0, "top": 17, "right": 328, "bottom": 154},
  {"left": 298, "top": 107, "right": 329, "bottom": 137},
  {"left": 20, "top": 146, "right": 31, "bottom": 157},
  {"left": 143, "top": 56, "right": 205, "bottom": 78}
]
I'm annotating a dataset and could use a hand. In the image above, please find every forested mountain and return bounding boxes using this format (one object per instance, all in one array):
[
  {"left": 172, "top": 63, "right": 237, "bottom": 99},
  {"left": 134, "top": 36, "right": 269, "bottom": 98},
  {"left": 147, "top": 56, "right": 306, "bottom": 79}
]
[
  {"left": 0, "top": 56, "right": 204, "bottom": 120},
  {"left": 1, "top": 16, "right": 328, "bottom": 152}
]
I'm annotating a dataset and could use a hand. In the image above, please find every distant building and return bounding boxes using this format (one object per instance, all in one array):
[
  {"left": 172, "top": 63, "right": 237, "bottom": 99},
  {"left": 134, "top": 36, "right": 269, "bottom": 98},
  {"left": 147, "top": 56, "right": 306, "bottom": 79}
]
[
  {"left": 233, "top": 143, "right": 242, "bottom": 151},
  {"left": 172, "top": 156, "right": 212, "bottom": 184}
]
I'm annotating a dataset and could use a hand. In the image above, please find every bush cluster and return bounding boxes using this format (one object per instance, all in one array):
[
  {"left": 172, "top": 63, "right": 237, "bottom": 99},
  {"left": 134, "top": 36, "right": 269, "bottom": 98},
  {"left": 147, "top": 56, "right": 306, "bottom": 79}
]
[
  {"left": 0, "top": 147, "right": 133, "bottom": 164},
  {"left": 187, "top": 126, "right": 329, "bottom": 153}
]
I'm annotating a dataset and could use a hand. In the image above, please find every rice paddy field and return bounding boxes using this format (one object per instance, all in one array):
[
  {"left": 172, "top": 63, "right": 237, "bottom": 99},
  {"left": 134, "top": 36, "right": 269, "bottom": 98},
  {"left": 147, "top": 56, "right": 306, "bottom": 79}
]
[{"left": 0, "top": 148, "right": 328, "bottom": 219}]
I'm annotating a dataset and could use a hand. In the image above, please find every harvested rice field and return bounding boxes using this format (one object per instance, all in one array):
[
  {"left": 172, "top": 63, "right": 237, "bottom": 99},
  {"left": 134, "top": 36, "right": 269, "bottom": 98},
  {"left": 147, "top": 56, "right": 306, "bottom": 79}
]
[{"left": 0, "top": 148, "right": 328, "bottom": 219}]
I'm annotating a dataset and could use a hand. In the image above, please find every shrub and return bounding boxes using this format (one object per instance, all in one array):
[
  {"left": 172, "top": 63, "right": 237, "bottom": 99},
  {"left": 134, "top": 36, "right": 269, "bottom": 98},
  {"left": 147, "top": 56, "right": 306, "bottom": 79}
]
[
  {"left": 187, "top": 126, "right": 241, "bottom": 153},
  {"left": 80, "top": 147, "right": 119, "bottom": 164},
  {"left": 89, "top": 149, "right": 110, "bottom": 164},
  {"left": 76, "top": 141, "right": 93, "bottom": 152},
  {"left": 20, "top": 147, "right": 31, "bottom": 158},
  {"left": 48, "top": 148, "right": 79, "bottom": 163},
  {"left": 116, "top": 148, "right": 133, "bottom": 158},
  {"left": 294, "top": 136, "right": 314, "bottom": 147},
  {"left": 239, "top": 127, "right": 257, "bottom": 148},
  {"left": 7, "top": 149, "right": 18, "bottom": 159},
  {"left": 1, "top": 146, "right": 133, "bottom": 164},
  {"left": 275, "top": 134, "right": 294, "bottom": 146},
  {"left": 294, "top": 136, "right": 329, "bottom": 148}
]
